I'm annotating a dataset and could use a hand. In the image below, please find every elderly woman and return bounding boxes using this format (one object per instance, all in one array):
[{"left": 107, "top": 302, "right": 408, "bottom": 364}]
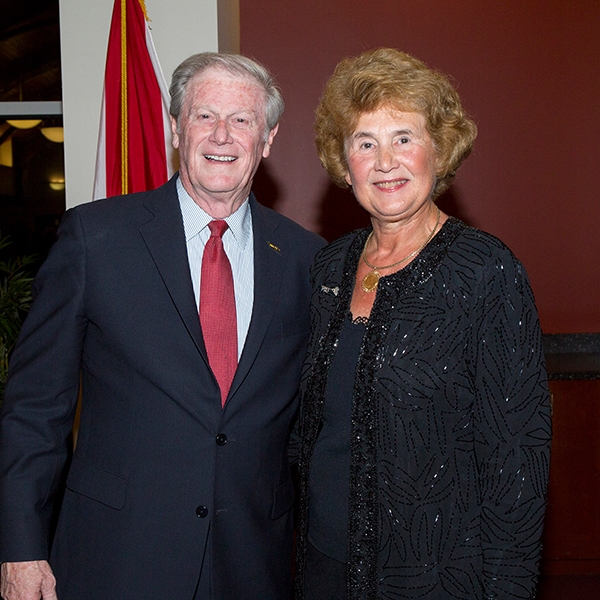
[{"left": 294, "top": 48, "right": 551, "bottom": 600}]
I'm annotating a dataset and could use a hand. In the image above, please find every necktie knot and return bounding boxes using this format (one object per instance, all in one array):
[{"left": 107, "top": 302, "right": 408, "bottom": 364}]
[{"left": 208, "top": 220, "right": 228, "bottom": 238}]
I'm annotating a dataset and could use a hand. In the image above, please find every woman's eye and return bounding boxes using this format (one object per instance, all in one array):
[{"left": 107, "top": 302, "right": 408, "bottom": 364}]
[
  {"left": 399, "top": 137, "right": 410, "bottom": 144},
  {"left": 361, "top": 142, "right": 374, "bottom": 150}
]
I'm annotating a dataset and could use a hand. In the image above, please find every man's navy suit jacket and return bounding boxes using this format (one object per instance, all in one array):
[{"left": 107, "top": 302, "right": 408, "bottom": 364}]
[{"left": 0, "top": 176, "right": 326, "bottom": 599}]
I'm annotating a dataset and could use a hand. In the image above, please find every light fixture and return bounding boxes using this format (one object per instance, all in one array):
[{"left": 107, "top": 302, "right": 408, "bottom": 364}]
[
  {"left": 6, "top": 119, "right": 42, "bottom": 130},
  {"left": 49, "top": 178, "right": 65, "bottom": 191},
  {"left": 41, "top": 127, "right": 64, "bottom": 143},
  {"left": 0, "top": 140, "right": 12, "bottom": 167}
]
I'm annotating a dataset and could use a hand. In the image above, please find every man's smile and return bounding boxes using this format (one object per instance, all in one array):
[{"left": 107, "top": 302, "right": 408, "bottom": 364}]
[{"left": 204, "top": 154, "right": 237, "bottom": 162}]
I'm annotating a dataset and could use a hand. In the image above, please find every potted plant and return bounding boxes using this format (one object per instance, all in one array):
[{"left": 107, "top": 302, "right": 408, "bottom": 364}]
[{"left": 0, "top": 235, "right": 35, "bottom": 402}]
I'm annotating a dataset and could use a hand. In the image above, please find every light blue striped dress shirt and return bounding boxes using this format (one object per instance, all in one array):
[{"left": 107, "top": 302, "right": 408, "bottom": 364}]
[{"left": 176, "top": 177, "right": 254, "bottom": 359}]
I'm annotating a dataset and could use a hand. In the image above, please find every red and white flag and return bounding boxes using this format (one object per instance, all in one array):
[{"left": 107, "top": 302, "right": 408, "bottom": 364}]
[{"left": 93, "top": 0, "right": 174, "bottom": 200}]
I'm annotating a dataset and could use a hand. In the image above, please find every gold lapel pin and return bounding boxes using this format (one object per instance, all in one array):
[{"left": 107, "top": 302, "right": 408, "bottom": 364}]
[{"left": 267, "top": 242, "right": 281, "bottom": 252}]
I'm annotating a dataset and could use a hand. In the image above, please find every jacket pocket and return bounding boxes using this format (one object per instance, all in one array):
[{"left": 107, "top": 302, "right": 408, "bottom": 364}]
[
  {"left": 66, "top": 456, "right": 127, "bottom": 510},
  {"left": 271, "top": 479, "right": 294, "bottom": 520}
]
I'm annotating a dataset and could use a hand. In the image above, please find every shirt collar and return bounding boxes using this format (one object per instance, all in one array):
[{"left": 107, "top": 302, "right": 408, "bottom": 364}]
[{"left": 177, "top": 176, "right": 252, "bottom": 249}]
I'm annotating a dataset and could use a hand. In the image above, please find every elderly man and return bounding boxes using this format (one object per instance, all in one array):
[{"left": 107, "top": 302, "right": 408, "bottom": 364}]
[{"left": 0, "top": 53, "right": 325, "bottom": 600}]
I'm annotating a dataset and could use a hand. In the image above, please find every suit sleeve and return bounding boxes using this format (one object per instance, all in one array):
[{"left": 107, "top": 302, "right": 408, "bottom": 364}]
[
  {"left": 472, "top": 251, "right": 552, "bottom": 599},
  {"left": 0, "top": 208, "right": 88, "bottom": 562}
]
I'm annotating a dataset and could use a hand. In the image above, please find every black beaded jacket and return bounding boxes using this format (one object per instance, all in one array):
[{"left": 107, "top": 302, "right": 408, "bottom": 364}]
[{"left": 294, "top": 218, "right": 551, "bottom": 600}]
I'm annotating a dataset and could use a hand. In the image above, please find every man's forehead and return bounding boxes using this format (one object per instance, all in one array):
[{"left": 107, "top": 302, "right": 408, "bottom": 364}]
[{"left": 188, "top": 67, "right": 265, "bottom": 104}]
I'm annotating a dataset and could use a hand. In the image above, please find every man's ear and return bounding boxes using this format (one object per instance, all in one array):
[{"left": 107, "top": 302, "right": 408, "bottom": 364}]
[
  {"left": 262, "top": 123, "right": 279, "bottom": 159},
  {"left": 170, "top": 116, "right": 180, "bottom": 149}
]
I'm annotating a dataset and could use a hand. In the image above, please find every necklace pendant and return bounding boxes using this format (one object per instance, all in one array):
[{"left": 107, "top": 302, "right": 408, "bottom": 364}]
[{"left": 362, "top": 269, "right": 380, "bottom": 293}]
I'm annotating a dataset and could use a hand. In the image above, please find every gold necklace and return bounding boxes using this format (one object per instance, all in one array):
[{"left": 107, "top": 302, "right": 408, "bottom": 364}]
[{"left": 361, "top": 206, "right": 441, "bottom": 293}]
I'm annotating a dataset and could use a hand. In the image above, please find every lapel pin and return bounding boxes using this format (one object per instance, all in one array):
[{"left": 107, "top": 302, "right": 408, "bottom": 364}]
[{"left": 267, "top": 242, "right": 281, "bottom": 252}]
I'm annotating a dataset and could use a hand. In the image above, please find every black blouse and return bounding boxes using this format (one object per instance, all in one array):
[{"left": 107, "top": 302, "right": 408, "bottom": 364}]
[{"left": 308, "top": 314, "right": 366, "bottom": 562}]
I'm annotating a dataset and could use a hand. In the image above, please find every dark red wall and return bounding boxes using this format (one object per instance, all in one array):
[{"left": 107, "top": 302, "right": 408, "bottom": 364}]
[{"left": 241, "top": 0, "right": 600, "bottom": 333}]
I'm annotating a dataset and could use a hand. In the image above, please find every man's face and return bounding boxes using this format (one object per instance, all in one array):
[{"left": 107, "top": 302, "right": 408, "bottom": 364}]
[{"left": 172, "top": 67, "right": 278, "bottom": 216}]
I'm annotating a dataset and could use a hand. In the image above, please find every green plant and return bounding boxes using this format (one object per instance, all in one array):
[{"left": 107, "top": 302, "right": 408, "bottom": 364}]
[{"left": 0, "top": 235, "right": 35, "bottom": 402}]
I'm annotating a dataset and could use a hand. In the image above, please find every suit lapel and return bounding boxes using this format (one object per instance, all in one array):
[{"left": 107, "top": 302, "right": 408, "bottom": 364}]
[
  {"left": 137, "top": 184, "right": 288, "bottom": 402},
  {"left": 228, "top": 195, "right": 287, "bottom": 399},
  {"left": 137, "top": 178, "right": 208, "bottom": 363}
]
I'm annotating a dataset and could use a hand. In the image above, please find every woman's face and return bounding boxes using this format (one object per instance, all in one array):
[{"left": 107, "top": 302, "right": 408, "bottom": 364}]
[{"left": 344, "top": 107, "right": 438, "bottom": 224}]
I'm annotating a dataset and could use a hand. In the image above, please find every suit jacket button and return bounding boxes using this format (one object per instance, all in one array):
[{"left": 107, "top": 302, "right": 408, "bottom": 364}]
[
  {"left": 215, "top": 433, "right": 227, "bottom": 446},
  {"left": 196, "top": 506, "right": 208, "bottom": 518}
]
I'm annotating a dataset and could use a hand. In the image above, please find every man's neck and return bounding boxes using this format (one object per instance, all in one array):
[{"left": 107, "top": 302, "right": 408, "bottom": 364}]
[{"left": 179, "top": 176, "right": 251, "bottom": 219}]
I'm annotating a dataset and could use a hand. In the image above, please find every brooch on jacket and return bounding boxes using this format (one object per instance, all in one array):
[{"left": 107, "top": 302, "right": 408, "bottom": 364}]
[{"left": 320, "top": 285, "right": 339, "bottom": 296}]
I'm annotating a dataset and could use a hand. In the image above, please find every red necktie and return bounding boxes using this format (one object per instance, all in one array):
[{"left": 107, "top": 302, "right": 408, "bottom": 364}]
[{"left": 200, "top": 220, "right": 238, "bottom": 407}]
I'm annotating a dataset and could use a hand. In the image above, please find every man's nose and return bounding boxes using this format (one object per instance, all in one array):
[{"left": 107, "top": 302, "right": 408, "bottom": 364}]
[{"left": 210, "top": 119, "right": 232, "bottom": 144}]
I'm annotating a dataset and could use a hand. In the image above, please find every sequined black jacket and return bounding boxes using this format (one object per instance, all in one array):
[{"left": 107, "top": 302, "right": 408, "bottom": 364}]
[{"left": 294, "top": 218, "right": 551, "bottom": 600}]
